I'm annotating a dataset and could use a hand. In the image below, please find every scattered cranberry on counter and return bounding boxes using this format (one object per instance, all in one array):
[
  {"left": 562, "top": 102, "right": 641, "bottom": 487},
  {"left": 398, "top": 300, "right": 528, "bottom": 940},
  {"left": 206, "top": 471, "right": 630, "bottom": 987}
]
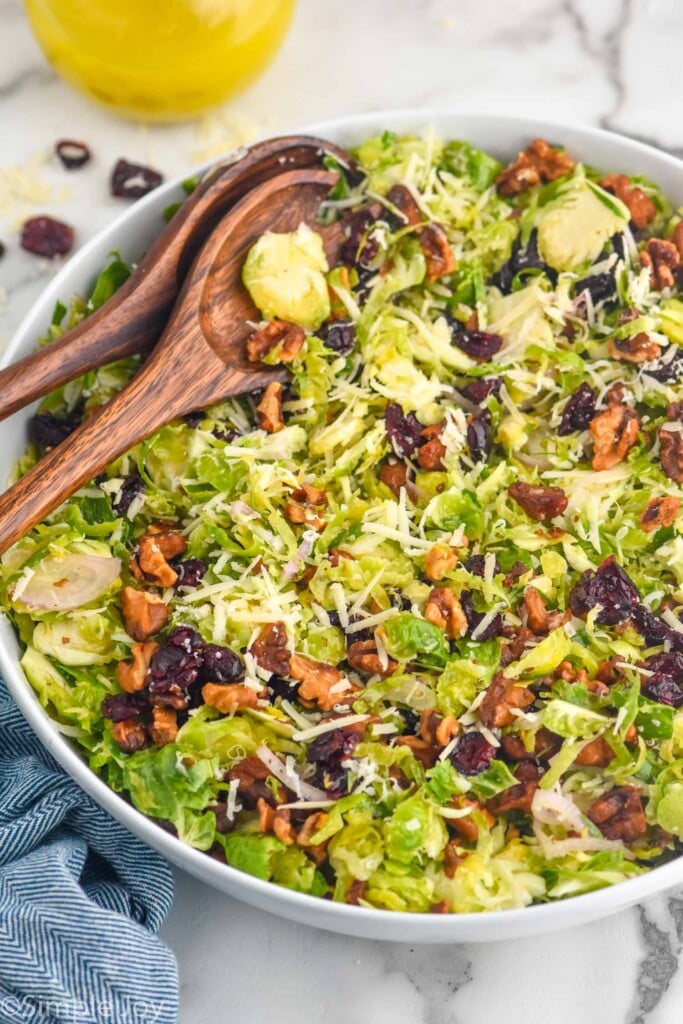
[{"left": 20, "top": 216, "right": 74, "bottom": 258}]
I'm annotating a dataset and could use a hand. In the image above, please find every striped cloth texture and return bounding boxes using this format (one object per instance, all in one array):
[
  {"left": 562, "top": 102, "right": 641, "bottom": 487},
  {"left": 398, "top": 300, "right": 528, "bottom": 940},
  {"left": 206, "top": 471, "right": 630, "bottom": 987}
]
[{"left": 0, "top": 678, "right": 179, "bottom": 1023}]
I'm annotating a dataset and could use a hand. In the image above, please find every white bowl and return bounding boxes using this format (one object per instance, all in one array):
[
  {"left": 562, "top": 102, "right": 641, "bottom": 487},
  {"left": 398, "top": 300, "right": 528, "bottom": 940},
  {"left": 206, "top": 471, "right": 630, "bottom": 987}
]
[{"left": 3, "top": 110, "right": 683, "bottom": 943}]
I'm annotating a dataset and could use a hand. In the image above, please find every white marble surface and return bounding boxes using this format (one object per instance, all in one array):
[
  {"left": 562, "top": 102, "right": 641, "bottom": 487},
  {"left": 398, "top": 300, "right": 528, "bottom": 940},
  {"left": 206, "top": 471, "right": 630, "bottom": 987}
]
[{"left": 3, "top": 0, "right": 683, "bottom": 1020}]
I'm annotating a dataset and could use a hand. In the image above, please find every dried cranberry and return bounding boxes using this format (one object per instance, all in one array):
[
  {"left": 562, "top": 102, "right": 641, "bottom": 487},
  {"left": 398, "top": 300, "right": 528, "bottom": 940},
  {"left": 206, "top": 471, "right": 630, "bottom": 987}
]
[
  {"left": 449, "top": 731, "right": 495, "bottom": 775},
  {"left": 320, "top": 319, "right": 356, "bottom": 355},
  {"left": 112, "top": 472, "right": 144, "bottom": 516},
  {"left": 460, "top": 590, "right": 504, "bottom": 640},
  {"left": 644, "top": 674, "right": 683, "bottom": 708},
  {"left": 184, "top": 409, "right": 205, "bottom": 428},
  {"left": 630, "top": 604, "right": 683, "bottom": 651},
  {"left": 55, "top": 139, "right": 91, "bottom": 170},
  {"left": 574, "top": 270, "right": 617, "bottom": 306},
  {"left": 308, "top": 727, "right": 360, "bottom": 795},
  {"left": 645, "top": 651, "right": 683, "bottom": 679},
  {"left": 450, "top": 326, "right": 504, "bottom": 362},
  {"left": 397, "top": 708, "right": 421, "bottom": 734},
  {"left": 20, "top": 216, "right": 74, "bottom": 258},
  {"left": 385, "top": 402, "right": 423, "bottom": 458},
  {"left": 340, "top": 205, "right": 382, "bottom": 267},
  {"left": 175, "top": 559, "right": 207, "bottom": 589},
  {"left": 266, "top": 674, "right": 300, "bottom": 700},
  {"left": 344, "top": 615, "right": 375, "bottom": 646},
  {"left": 461, "top": 377, "right": 502, "bottom": 405},
  {"left": 568, "top": 556, "right": 640, "bottom": 626},
  {"left": 465, "top": 553, "right": 501, "bottom": 578},
  {"left": 111, "top": 159, "right": 163, "bottom": 199},
  {"left": 491, "top": 230, "right": 557, "bottom": 294},
  {"left": 467, "top": 411, "right": 492, "bottom": 462},
  {"left": 202, "top": 643, "right": 243, "bottom": 683},
  {"left": 148, "top": 626, "right": 204, "bottom": 706},
  {"left": 558, "top": 382, "right": 597, "bottom": 435},
  {"left": 102, "top": 691, "right": 149, "bottom": 722},
  {"left": 645, "top": 347, "right": 683, "bottom": 383},
  {"left": 30, "top": 408, "right": 81, "bottom": 450}
]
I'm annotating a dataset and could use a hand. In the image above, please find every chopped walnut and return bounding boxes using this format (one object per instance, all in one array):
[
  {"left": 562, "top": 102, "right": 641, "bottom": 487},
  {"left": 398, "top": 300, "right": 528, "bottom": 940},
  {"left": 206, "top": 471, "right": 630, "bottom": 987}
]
[
  {"left": 479, "top": 672, "right": 535, "bottom": 729},
  {"left": 379, "top": 461, "right": 409, "bottom": 497},
  {"left": 598, "top": 174, "right": 656, "bottom": 230},
  {"left": 589, "top": 402, "right": 639, "bottom": 471},
  {"left": 250, "top": 621, "right": 290, "bottom": 675},
  {"left": 523, "top": 588, "right": 568, "bottom": 636},
  {"left": 486, "top": 765, "right": 540, "bottom": 815},
  {"left": 417, "top": 423, "right": 447, "bottom": 471},
  {"left": 256, "top": 381, "right": 284, "bottom": 433},
  {"left": 112, "top": 718, "right": 149, "bottom": 753},
  {"left": 419, "top": 222, "right": 456, "bottom": 281},
  {"left": 574, "top": 735, "right": 615, "bottom": 767},
  {"left": 641, "top": 238, "right": 680, "bottom": 290},
  {"left": 120, "top": 586, "right": 169, "bottom": 641},
  {"left": 228, "top": 756, "right": 273, "bottom": 808},
  {"left": 587, "top": 786, "right": 647, "bottom": 842},
  {"left": 424, "top": 542, "right": 458, "bottom": 581},
  {"left": 346, "top": 638, "right": 397, "bottom": 677},
  {"left": 284, "top": 501, "right": 325, "bottom": 531},
  {"left": 424, "top": 587, "right": 467, "bottom": 639},
  {"left": 608, "top": 332, "right": 661, "bottom": 364},
  {"left": 496, "top": 138, "right": 575, "bottom": 197},
  {"left": 134, "top": 528, "right": 186, "bottom": 587},
  {"left": 641, "top": 495, "right": 680, "bottom": 532},
  {"left": 435, "top": 715, "right": 461, "bottom": 747},
  {"left": 202, "top": 682, "right": 262, "bottom": 713},
  {"left": 500, "top": 727, "right": 561, "bottom": 763},
  {"left": 296, "top": 811, "right": 329, "bottom": 849},
  {"left": 443, "top": 840, "right": 465, "bottom": 878},
  {"left": 117, "top": 641, "right": 159, "bottom": 693},
  {"left": 508, "top": 482, "right": 568, "bottom": 521},
  {"left": 430, "top": 899, "right": 452, "bottom": 914},
  {"left": 290, "top": 652, "right": 353, "bottom": 710},
  {"left": 257, "top": 796, "right": 275, "bottom": 833},
  {"left": 347, "top": 879, "right": 368, "bottom": 905},
  {"left": 394, "top": 735, "right": 438, "bottom": 768},
  {"left": 385, "top": 183, "right": 423, "bottom": 226},
  {"left": 659, "top": 423, "right": 683, "bottom": 483},
  {"left": 246, "top": 319, "right": 305, "bottom": 364},
  {"left": 149, "top": 706, "right": 178, "bottom": 747},
  {"left": 292, "top": 483, "right": 327, "bottom": 506},
  {"left": 448, "top": 796, "right": 495, "bottom": 843}
]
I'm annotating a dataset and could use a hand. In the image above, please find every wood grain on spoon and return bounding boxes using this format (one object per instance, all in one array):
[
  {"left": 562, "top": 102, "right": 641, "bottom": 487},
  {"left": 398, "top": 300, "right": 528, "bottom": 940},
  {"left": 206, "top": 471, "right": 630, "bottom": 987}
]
[
  {"left": 0, "top": 135, "right": 352, "bottom": 421},
  {"left": 0, "top": 167, "right": 342, "bottom": 556}
]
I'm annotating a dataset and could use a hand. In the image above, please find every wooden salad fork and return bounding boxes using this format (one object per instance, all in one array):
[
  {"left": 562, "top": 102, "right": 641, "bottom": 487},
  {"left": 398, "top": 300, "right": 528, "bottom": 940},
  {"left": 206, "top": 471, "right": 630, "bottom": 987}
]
[
  {"left": 0, "top": 167, "right": 342, "bottom": 555},
  {"left": 0, "top": 135, "right": 352, "bottom": 421}
]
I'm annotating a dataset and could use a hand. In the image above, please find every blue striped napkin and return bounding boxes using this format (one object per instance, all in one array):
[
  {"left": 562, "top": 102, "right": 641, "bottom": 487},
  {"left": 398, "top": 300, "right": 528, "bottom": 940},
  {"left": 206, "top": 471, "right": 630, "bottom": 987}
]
[{"left": 0, "top": 679, "right": 179, "bottom": 1024}]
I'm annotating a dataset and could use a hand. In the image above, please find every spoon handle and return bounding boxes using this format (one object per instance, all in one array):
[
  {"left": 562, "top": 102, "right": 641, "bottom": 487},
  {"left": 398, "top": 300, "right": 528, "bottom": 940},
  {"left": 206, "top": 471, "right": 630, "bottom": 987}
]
[
  {"left": 0, "top": 351, "right": 276, "bottom": 556},
  {"left": 0, "top": 136, "right": 343, "bottom": 422}
]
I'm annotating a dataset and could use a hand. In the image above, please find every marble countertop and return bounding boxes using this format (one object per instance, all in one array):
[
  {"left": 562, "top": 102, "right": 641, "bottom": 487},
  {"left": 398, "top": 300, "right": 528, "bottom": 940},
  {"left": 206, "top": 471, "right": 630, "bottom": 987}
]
[{"left": 2, "top": 0, "right": 683, "bottom": 1020}]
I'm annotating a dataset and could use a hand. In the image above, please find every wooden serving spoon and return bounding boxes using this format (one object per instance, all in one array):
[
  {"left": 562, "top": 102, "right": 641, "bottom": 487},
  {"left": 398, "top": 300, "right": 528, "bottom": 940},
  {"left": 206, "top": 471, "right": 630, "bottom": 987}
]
[
  {"left": 0, "top": 167, "right": 342, "bottom": 555},
  {"left": 0, "top": 135, "right": 352, "bottom": 421}
]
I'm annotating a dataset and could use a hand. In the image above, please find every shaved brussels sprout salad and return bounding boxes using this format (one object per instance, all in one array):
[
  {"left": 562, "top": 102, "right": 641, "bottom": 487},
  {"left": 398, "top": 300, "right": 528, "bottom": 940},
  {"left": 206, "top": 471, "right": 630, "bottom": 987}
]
[{"left": 5, "top": 130, "right": 683, "bottom": 914}]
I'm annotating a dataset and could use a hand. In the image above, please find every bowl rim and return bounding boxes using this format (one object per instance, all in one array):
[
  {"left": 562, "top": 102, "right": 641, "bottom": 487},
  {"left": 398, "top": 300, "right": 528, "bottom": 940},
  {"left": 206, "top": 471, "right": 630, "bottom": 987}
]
[{"left": 3, "top": 107, "right": 683, "bottom": 939}]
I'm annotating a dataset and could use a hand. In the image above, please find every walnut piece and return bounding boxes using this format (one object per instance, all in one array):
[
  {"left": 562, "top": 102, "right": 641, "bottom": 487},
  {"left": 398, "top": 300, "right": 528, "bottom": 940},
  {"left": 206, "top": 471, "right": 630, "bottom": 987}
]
[
  {"left": 496, "top": 138, "right": 575, "bottom": 197},
  {"left": 479, "top": 672, "right": 535, "bottom": 729},
  {"left": 289, "top": 652, "right": 353, "bottom": 710},
  {"left": 417, "top": 423, "right": 447, "bottom": 471},
  {"left": 117, "top": 641, "right": 159, "bottom": 693},
  {"left": 508, "top": 482, "right": 568, "bottom": 521},
  {"left": 589, "top": 402, "right": 639, "bottom": 471},
  {"left": 659, "top": 423, "right": 683, "bottom": 483},
  {"left": 135, "top": 528, "right": 186, "bottom": 587},
  {"left": 202, "top": 682, "right": 261, "bottom": 713},
  {"left": 424, "top": 587, "right": 467, "bottom": 639},
  {"left": 346, "top": 638, "right": 397, "bottom": 677},
  {"left": 523, "top": 588, "right": 568, "bottom": 636},
  {"left": 112, "top": 718, "right": 149, "bottom": 753},
  {"left": 149, "top": 706, "right": 178, "bottom": 747},
  {"left": 608, "top": 333, "right": 661, "bottom": 364},
  {"left": 424, "top": 542, "right": 458, "bottom": 582},
  {"left": 574, "top": 735, "right": 615, "bottom": 768},
  {"left": 598, "top": 174, "right": 656, "bottom": 229},
  {"left": 385, "top": 184, "right": 423, "bottom": 226},
  {"left": 587, "top": 786, "right": 647, "bottom": 842},
  {"left": 246, "top": 319, "right": 305, "bottom": 364},
  {"left": 121, "top": 586, "right": 168, "bottom": 641},
  {"left": 379, "top": 461, "right": 408, "bottom": 497},
  {"left": 256, "top": 381, "right": 285, "bottom": 433},
  {"left": 419, "top": 223, "right": 455, "bottom": 281},
  {"left": 641, "top": 495, "right": 680, "bottom": 532},
  {"left": 641, "top": 238, "right": 681, "bottom": 290},
  {"left": 250, "top": 621, "right": 290, "bottom": 675}
]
